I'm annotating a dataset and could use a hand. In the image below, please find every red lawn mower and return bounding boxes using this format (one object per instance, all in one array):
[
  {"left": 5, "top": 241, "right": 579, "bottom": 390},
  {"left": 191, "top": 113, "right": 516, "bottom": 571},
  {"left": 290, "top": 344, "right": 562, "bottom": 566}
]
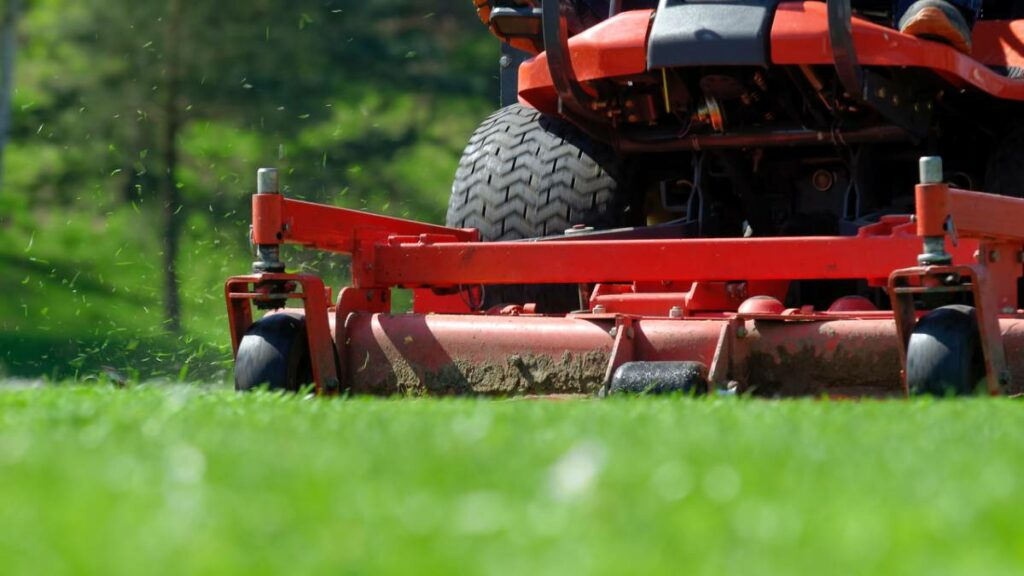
[{"left": 227, "top": 0, "right": 1024, "bottom": 397}]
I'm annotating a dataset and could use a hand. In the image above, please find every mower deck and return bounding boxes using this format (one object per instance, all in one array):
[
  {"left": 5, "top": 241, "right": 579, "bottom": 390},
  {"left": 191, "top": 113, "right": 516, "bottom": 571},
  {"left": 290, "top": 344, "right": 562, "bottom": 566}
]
[{"left": 226, "top": 158, "right": 1024, "bottom": 398}]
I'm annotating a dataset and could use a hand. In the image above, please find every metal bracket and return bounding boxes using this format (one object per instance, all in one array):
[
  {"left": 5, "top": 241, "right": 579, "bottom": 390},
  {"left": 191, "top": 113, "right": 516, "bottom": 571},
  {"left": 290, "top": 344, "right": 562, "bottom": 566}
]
[
  {"left": 826, "top": 0, "right": 930, "bottom": 137},
  {"left": 225, "top": 274, "right": 341, "bottom": 395},
  {"left": 542, "top": 0, "right": 585, "bottom": 113},
  {"left": 827, "top": 0, "right": 862, "bottom": 100},
  {"left": 540, "top": 0, "right": 612, "bottom": 140},
  {"left": 500, "top": 43, "right": 530, "bottom": 108},
  {"left": 600, "top": 317, "right": 636, "bottom": 395},
  {"left": 889, "top": 264, "right": 1009, "bottom": 395}
]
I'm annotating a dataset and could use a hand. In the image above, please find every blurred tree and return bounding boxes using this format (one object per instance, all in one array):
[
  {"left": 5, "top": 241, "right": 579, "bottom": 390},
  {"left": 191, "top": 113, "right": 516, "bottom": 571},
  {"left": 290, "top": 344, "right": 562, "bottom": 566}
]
[
  {"left": 4, "top": 0, "right": 496, "bottom": 340},
  {"left": 0, "top": 0, "right": 20, "bottom": 196},
  {"left": 160, "top": 0, "right": 184, "bottom": 331}
]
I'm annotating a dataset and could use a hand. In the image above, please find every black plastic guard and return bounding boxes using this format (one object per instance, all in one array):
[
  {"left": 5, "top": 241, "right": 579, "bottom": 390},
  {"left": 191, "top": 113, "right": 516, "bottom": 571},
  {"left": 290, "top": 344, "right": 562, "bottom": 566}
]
[{"left": 647, "top": 0, "right": 780, "bottom": 69}]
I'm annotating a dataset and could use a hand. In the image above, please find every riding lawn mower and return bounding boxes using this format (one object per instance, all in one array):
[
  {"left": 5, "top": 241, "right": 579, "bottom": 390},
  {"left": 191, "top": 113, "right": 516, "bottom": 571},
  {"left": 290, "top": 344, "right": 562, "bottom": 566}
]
[{"left": 227, "top": 0, "right": 1024, "bottom": 397}]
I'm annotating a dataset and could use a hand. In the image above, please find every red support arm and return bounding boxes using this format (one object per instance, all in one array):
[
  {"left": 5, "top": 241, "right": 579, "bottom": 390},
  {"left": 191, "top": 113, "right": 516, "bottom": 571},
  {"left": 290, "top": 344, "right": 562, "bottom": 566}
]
[
  {"left": 252, "top": 195, "right": 477, "bottom": 252},
  {"left": 917, "top": 183, "right": 1024, "bottom": 242}
]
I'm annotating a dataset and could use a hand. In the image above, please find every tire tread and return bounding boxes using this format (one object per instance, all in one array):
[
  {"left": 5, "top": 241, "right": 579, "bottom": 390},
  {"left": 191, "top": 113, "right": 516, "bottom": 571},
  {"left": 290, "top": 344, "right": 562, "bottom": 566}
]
[{"left": 446, "top": 104, "right": 624, "bottom": 312}]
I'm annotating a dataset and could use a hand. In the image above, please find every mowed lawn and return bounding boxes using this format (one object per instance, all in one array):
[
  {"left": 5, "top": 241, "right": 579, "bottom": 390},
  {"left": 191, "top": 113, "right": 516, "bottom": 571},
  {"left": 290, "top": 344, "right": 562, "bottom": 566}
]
[{"left": 0, "top": 387, "right": 1021, "bottom": 575}]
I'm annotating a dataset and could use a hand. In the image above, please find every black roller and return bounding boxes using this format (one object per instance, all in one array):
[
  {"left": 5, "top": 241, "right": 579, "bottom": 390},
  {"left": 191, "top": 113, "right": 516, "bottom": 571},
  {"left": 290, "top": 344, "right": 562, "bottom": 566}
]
[{"left": 608, "top": 361, "right": 709, "bottom": 396}]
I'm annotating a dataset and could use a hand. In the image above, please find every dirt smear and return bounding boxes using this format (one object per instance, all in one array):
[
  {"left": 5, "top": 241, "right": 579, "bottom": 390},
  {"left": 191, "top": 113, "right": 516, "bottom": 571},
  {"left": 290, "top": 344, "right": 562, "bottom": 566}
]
[
  {"left": 744, "top": 343, "right": 903, "bottom": 397},
  {"left": 383, "top": 350, "right": 609, "bottom": 397}
]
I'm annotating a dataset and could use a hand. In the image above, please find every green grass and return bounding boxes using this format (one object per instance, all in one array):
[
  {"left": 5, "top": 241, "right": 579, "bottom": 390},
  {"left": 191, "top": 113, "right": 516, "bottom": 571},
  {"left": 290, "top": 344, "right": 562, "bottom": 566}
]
[{"left": 1, "top": 386, "right": 1022, "bottom": 575}]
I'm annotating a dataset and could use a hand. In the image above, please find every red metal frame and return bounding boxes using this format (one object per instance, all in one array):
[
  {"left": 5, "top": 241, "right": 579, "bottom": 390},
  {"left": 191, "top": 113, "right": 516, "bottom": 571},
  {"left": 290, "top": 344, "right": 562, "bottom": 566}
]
[
  {"left": 517, "top": 3, "right": 1024, "bottom": 114},
  {"left": 362, "top": 223, "right": 974, "bottom": 288},
  {"left": 227, "top": 170, "right": 1024, "bottom": 397}
]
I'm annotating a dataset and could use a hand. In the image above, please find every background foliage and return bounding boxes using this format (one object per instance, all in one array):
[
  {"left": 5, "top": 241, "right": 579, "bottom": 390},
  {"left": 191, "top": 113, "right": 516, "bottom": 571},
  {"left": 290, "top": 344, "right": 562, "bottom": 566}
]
[{"left": 0, "top": 0, "right": 497, "bottom": 381}]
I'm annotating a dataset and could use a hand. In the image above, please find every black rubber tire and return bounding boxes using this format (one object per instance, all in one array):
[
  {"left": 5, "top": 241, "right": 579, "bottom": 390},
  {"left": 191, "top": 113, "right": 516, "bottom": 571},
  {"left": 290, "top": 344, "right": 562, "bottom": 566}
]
[
  {"left": 906, "top": 305, "right": 985, "bottom": 397},
  {"left": 446, "top": 104, "right": 626, "bottom": 312},
  {"left": 234, "top": 312, "right": 313, "bottom": 393}
]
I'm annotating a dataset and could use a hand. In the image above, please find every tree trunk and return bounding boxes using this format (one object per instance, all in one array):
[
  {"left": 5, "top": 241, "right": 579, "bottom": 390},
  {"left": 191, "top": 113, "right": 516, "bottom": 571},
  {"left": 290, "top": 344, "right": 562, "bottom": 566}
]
[
  {"left": 161, "top": 0, "right": 184, "bottom": 332},
  {"left": 0, "top": 0, "right": 20, "bottom": 197}
]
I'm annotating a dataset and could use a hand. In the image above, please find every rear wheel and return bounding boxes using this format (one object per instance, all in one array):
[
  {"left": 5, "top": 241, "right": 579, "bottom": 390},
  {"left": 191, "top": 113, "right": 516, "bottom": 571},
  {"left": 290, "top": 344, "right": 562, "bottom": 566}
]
[
  {"left": 447, "top": 104, "right": 629, "bottom": 312},
  {"left": 906, "top": 305, "right": 985, "bottom": 397},
  {"left": 234, "top": 312, "right": 313, "bottom": 393}
]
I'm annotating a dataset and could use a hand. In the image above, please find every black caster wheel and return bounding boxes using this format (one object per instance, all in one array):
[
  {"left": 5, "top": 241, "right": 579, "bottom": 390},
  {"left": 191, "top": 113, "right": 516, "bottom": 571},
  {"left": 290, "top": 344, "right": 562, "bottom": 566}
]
[
  {"left": 906, "top": 305, "right": 985, "bottom": 397},
  {"left": 234, "top": 312, "right": 313, "bottom": 392}
]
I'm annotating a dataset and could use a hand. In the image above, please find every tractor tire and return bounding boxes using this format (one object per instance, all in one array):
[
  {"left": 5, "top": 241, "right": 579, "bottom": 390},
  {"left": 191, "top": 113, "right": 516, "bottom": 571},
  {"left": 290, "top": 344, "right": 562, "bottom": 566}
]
[
  {"left": 906, "top": 305, "right": 985, "bottom": 397},
  {"left": 234, "top": 312, "right": 313, "bottom": 393},
  {"left": 447, "top": 103, "right": 627, "bottom": 313}
]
